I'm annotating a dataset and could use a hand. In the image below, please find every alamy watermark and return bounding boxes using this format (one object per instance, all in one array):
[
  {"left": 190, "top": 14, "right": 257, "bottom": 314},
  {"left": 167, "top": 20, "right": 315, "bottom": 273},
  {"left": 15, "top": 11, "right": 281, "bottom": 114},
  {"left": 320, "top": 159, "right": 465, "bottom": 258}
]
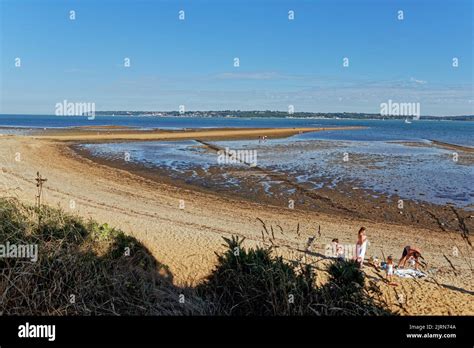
[
  {"left": 217, "top": 147, "right": 257, "bottom": 167},
  {"left": 55, "top": 99, "right": 96, "bottom": 120},
  {"left": 18, "top": 322, "right": 55, "bottom": 341},
  {"left": 0, "top": 242, "right": 38, "bottom": 262},
  {"left": 325, "top": 243, "right": 356, "bottom": 259},
  {"left": 380, "top": 99, "right": 420, "bottom": 120}
]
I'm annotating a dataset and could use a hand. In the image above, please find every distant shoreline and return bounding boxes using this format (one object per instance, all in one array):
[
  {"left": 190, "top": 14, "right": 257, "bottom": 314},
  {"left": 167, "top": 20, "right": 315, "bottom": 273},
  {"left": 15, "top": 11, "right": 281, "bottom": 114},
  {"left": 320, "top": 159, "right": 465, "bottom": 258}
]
[{"left": 1, "top": 113, "right": 473, "bottom": 121}]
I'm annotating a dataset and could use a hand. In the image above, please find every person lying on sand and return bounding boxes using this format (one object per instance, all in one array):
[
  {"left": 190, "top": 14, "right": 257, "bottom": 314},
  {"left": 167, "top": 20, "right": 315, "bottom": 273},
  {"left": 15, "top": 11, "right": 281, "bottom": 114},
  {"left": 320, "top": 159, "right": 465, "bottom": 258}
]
[
  {"left": 398, "top": 246, "right": 423, "bottom": 270},
  {"left": 355, "top": 227, "right": 368, "bottom": 268}
]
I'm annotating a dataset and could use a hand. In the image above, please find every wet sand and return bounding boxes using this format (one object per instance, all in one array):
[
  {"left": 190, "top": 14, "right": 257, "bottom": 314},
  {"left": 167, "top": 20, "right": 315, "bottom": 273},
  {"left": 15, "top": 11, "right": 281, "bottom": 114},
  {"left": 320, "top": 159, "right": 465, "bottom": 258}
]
[
  {"left": 74, "top": 139, "right": 474, "bottom": 233},
  {"left": 430, "top": 140, "right": 474, "bottom": 154},
  {"left": 395, "top": 140, "right": 474, "bottom": 154},
  {"left": 0, "top": 129, "right": 472, "bottom": 315}
]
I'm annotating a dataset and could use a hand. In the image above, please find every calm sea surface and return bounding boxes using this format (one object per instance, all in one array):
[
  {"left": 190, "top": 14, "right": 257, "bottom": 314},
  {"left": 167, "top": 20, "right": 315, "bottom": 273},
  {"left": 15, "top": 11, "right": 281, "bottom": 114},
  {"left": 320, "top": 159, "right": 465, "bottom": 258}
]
[{"left": 0, "top": 114, "right": 473, "bottom": 146}]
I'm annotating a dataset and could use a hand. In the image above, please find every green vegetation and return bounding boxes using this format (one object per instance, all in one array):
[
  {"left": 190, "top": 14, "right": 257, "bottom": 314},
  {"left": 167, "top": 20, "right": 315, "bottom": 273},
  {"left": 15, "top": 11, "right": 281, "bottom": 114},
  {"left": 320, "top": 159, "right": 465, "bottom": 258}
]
[
  {"left": 0, "top": 198, "right": 392, "bottom": 316},
  {"left": 197, "top": 236, "right": 316, "bottom": 315},
  {"left": 198, "top": 236, "right": 390, "bottom": 315},
  {"left": 0, "top": 198, "right": 206, "bottom": 315}
]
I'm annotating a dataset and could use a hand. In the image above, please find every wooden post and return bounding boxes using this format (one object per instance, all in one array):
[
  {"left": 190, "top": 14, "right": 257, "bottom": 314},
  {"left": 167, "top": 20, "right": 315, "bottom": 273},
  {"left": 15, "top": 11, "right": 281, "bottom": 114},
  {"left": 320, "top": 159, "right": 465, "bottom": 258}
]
[{"left": 35, "top": 172, "right": 47, "bottom": 225}]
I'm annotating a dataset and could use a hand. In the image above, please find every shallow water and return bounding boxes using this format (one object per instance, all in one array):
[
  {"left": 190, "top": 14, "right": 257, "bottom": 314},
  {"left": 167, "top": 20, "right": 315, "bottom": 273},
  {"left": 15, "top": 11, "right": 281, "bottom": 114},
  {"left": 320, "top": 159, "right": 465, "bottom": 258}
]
[{"left": 79, "top": 135, "right": 474, "bottom": 208}]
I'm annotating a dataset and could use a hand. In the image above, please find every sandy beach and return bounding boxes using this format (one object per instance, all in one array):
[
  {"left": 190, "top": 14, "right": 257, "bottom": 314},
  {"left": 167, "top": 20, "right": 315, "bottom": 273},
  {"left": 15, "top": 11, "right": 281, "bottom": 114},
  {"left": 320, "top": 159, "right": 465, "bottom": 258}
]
[
  {"left": 0, "top": 128, "right": 472, "bottom": 315},
  {"left": 31, "top": 126, "right": 364, "bottom": 142}
]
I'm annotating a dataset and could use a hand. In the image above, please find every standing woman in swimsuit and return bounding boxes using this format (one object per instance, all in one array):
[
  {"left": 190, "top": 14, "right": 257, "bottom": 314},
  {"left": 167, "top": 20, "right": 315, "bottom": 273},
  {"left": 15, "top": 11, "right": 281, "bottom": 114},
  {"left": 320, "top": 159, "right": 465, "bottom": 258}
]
[{"left": 356, "top": 227, "right": 368, "bottom": 268}]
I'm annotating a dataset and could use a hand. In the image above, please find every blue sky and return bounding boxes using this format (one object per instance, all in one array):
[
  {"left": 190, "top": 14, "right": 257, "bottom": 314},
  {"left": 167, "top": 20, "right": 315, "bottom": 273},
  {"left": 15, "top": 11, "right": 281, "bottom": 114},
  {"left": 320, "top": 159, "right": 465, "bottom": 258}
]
[{"left": 0, "top": 0, "right": 472, "bottom": 115}]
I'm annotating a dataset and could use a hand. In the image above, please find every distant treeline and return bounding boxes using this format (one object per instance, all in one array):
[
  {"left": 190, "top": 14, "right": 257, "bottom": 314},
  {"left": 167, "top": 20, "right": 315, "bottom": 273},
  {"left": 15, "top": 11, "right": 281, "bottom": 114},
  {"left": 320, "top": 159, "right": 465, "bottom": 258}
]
[{"left": 92, "top": 110, "right": 474, "bottom": 121}]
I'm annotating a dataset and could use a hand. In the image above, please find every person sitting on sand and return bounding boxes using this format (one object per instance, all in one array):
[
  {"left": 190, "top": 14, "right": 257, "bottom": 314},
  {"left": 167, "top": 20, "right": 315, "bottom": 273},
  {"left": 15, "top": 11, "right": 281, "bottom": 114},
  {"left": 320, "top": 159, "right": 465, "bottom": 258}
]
[
  {"left": 332, "top": 238, "right": 344, "bottom": 259},
  {"left": 398, "top": 246, "right": 423, "bottom": 270},
  {"left": 369, "top": 255, "right": 380, "bottom": 270},
  {"left": 355, "top": 227, "right": 368, "bottom": 268}
]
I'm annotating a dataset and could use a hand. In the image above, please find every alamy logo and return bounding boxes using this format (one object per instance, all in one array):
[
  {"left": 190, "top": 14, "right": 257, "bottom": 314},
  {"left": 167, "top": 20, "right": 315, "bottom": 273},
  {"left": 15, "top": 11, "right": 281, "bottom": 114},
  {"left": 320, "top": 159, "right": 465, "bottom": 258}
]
[
  {"left": 0, "top": 242, "right": 38, "bottom": 262},
  {"left": 55, "top": 99, "right": 96, "bottom": 120},
  {"left": 325, "top": 243, "right": 356, "bottom": 259},
  {"left": 18, "top": 322, "right": 56, "bottom": 341},
  {"left": 380, "top": 99, "right": 420, "bottom": 119},
  {"left": 217, "top": 147, "right": 257, "bottom": 167}
]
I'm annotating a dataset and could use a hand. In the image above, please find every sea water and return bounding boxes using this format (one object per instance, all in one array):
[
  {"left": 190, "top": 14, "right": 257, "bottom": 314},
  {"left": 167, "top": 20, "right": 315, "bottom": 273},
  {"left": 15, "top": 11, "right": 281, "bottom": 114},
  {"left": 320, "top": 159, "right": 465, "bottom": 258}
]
[{"left": 1, "top": 115, "right": 473, "bottom": 207}]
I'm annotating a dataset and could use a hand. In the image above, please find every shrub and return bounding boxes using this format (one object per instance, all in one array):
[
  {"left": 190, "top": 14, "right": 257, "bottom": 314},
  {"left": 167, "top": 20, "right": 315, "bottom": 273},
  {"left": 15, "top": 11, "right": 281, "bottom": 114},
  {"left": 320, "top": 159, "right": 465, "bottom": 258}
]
[
  {"left": 318, "top": 259, "right": 390, "bottom": 316},
  {"left": 199, "top": 236, "right": 391, "bottom": 316},
  {"left": 328, "top": 259, "right": 364, "bottom": 288},
  {"left": 0, "top": 198, "right": 208, "bottom": 315},
  {"left": 199, "top": 236, "right": 315, "bottom": 315}
]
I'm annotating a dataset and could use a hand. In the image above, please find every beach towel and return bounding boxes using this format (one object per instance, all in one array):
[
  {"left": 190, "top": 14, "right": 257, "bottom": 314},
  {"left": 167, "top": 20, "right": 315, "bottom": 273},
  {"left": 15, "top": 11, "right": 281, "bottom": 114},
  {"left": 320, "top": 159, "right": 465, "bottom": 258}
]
[{"left": 394, "top": 268, "right": 426, "bottom": 278}]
